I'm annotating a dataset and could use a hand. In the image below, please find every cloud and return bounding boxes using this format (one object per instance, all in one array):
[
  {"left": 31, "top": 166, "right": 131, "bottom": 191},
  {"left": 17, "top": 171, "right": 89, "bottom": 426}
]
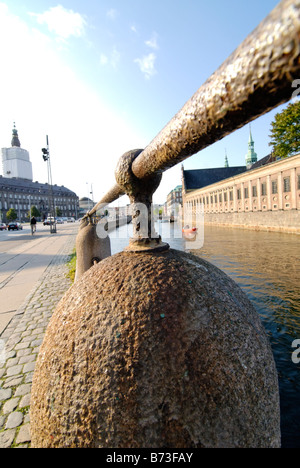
[
  {"left": 100, "top": 53, "right": 108, "bottom": 65},
  {"left": 30, "top": 5, "right": 87, "bottom": 41},
  {"left": 134, "top": 53, "right": 157, "bottom": 80},
  {"left": 100, "top": 47, "right": 120, "bottom": 69},
  {"left": 145, "top": 32, "right": 159, "bottom": 50},
  {"left": 106, "top": 9, "right": 118, "bottom": 20},
  {"left": 130, "top": 25, "right": 138, "bottom": 34}
]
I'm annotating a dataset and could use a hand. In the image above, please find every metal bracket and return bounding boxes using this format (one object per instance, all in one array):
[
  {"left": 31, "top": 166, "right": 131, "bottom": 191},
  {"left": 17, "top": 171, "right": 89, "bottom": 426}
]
[{"left": 115, "top": 149, "right": 169, "bottom": 252}]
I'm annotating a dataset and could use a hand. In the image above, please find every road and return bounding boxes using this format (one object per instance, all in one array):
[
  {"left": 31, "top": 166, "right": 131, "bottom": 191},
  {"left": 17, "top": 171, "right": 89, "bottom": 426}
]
[{"left": 0, "top": 222, "right": 78, "bottom": 334}]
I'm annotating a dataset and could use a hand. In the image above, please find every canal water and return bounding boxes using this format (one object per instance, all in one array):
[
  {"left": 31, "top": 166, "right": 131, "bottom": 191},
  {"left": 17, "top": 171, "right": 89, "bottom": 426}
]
[{"left": 110, "top": 222, "right": 300, "bottom": 448}]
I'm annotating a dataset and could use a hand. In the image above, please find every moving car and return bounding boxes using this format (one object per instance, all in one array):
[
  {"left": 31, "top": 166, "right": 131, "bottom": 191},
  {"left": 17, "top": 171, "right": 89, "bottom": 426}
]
[
  {"left": 43, "top": 217, "right": 55, "bottom": 226},
  {"left": 0, "top": 223, "right": 7, "bottom": 230},
  {"left": 8, "top": 222, "right": 23, "bottom": 231}
]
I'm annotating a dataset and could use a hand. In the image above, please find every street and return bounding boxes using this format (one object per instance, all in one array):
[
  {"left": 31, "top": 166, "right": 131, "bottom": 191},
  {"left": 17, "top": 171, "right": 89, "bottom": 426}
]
[{"left": 0, "top": 222, "right": 79, "bottom": 334}]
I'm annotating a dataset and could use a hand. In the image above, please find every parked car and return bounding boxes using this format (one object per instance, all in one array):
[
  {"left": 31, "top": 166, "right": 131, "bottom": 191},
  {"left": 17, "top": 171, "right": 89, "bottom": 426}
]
[
  {"left": 67, "top": 217, "right": 75, "bottom": 222},
  {"left": 0, "top": 223, "right": 7, "bottom": 230},
  {"left": 43, "top": 217, "right": 55, "bottom": 226},
  {"left": 56, "top": 218, "right": 64, "bottom": 224},
  {"left": 8, "top": 222, "right": 23, "bottom": 231}
]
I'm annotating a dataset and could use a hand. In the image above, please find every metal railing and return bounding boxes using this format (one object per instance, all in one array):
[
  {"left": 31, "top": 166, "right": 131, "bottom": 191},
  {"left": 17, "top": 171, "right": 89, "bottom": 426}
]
[{"left": 86, "top": 0, "right": 300, "bottom": 219}]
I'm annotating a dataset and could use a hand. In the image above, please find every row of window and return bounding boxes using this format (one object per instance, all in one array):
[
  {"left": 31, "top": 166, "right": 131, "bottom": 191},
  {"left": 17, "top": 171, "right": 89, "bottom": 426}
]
[
  {"left": 0, "top": 202, "right": 77, "bottom": 211},
  {"left": 0, "top": 192, "right": 77, "bottom": 202},
  {"left": 190, "top": 174, "right": 299, "bottom": 206}
]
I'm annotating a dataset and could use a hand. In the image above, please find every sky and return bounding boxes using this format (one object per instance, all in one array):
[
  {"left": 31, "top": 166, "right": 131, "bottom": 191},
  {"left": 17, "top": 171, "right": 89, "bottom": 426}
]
[{"left": 0, "top": 0, "right": 291, "bottom": 206}]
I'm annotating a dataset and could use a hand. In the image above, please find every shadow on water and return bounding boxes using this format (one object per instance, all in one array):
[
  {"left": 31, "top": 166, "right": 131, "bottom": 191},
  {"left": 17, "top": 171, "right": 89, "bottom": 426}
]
[{"left": 111, "top": 222, "right": 300, "bottom": 447}]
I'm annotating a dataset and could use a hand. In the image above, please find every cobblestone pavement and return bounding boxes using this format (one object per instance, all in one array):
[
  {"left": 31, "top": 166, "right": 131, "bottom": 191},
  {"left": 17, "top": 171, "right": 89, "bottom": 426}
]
[{"left": 0, "top": 231, "right": 77, "bottom": 448}]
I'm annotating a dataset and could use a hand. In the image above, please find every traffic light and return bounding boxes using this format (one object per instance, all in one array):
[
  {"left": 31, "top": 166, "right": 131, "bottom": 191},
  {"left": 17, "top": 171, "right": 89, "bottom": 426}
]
[{"left": 42, "top": 148, "right": 49, "bottom": 161}]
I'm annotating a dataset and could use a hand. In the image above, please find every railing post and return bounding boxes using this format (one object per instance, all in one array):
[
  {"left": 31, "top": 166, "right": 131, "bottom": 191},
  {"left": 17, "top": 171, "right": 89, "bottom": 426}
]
[{"left": 75, "top": 216, "right": 111, "bottom": 281}]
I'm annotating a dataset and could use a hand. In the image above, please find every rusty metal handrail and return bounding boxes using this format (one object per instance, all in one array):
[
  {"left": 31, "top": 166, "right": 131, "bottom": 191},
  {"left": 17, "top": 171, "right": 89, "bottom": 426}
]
[{"left": 86, "top": 0, "right": 300, "bottom": 218}]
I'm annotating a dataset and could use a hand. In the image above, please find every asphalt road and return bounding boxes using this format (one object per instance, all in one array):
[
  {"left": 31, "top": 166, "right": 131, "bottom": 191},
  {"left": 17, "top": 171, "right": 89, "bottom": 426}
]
[{"left": 0, "top": 222, "right": 78, "bottom": 334}]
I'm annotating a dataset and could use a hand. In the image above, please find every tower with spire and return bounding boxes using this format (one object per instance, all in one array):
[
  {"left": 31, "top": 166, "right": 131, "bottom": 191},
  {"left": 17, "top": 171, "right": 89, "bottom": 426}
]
[
  {"left": 11, "top": 122, "right": 21, "bottom": 147},
  {"left": 224, "top": 149, "right": 229, "bottom": 167},
  {"left": 245, "top": 125, "right": 257, "bottom": 169},
  {"left": 1, "top": 123, "right": 33, "bottom": 181}
]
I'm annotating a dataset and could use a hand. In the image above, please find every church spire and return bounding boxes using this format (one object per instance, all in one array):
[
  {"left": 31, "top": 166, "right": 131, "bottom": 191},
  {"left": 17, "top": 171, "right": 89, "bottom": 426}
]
[
  {"left": 224, "top": 149, "right": 229, "bottom": 167},
  {"left": 245, "top": 124, "right": 257, "bottom": 168},
  {"left": 11, "top": 122, "right": 21, "bottom": 147}
]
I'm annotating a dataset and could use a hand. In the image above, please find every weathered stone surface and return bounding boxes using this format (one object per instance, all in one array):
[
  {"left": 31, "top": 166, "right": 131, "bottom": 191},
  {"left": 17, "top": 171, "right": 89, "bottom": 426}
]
[
  {"left": 75, "top": 219, "right": 111, "bottom": 281},
  {"left": 30, "top": 249, "right": 280, "bottom": 448}
]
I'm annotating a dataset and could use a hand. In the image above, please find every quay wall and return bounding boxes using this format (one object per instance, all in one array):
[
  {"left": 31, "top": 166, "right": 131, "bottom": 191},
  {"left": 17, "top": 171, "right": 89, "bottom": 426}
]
[{"left": 203, "top": 210, "right": 300, "bottom": 234}]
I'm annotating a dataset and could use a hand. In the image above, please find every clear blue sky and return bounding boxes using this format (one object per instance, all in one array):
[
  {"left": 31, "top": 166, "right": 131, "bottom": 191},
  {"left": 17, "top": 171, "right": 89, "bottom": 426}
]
[{"left": 0, "top": 0, "right": 289, "bottom": 204}]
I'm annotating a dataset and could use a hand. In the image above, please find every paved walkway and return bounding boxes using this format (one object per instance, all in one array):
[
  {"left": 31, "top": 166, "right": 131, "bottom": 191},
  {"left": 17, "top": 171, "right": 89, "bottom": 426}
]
[{"left": 0, "top": 228, "right": 77, "bottom": 448}]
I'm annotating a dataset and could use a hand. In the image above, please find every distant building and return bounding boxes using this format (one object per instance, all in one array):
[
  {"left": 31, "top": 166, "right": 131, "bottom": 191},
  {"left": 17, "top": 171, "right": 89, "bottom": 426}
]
[
  {"left": 79, "top": 197, "right": 94, "bottom": 217},
  {"left": 1, "top": 123, "right": 33, "bottom": 181},
  {"left": 181, "top": 130, "right": 300, "bottom": 233},
  {"left": 0, "top": 124, "right": 79, "bottom": 222},
  {"left": 166, "top": 185, "right": 182, "bottom": 216},
  {"left": 182, "top": 153, "right": 300, "bottom": 233}
]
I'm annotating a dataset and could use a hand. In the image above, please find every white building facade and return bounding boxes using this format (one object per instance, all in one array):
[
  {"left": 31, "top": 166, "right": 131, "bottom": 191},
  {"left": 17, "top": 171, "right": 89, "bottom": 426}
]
[{"left": 1, "top": 124, "right": 33, "bottom": 181}]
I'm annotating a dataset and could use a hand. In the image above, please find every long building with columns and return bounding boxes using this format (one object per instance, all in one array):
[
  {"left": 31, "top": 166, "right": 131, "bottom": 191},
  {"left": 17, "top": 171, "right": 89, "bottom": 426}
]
[{"left": 182, "top": 134, "right": 300, "bottom": 233}]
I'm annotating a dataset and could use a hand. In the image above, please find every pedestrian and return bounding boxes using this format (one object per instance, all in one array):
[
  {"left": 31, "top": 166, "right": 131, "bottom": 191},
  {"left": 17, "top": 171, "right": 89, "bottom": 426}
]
[{"left": 30, "top": 216, "right": 37, "bottom": 235}]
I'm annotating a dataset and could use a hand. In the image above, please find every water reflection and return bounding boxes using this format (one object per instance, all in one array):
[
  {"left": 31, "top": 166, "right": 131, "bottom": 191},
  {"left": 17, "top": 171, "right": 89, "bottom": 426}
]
[{"left": 110, "top": 222, "right": 300, "bottom": 447}]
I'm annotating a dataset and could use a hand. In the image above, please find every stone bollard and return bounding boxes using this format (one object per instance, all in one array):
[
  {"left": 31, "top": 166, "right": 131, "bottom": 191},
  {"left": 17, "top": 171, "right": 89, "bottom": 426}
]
[
  {"left": 30, "top": 248, "right": 281, "bottom": 448},
  {"left": 30, "top": 150, "right": 280, "bottom": 448},
  {"left": 74, "top": 217, "right": 111, "bottom": 282}
]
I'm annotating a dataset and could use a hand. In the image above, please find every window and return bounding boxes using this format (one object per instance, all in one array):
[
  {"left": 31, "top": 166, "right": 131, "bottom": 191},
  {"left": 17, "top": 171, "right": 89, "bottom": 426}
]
[
  {"left": 283, "top": 176, "right": 290, "bottom": 192},
  {"left": 244, "top": 187, "right": 249, "bottom": 199},
  {"left": 224, "top": 192, "right": 227, "bottom": 202},
  {"left": 298, "top": 174, "right": 300, "bottom": 190},
  {"left": 261, "top": 183, "right": 267, "bottom": 196},
  {"left": 229, "top": 191, "right": 233, "bottom": 201},
  {"left": 272, "top": 180, "right": 278, "bottom": 194},
  {"left": 252, "top": 185, "right": 257, "bottom": 197},
  {"left": 237, "top": 189, "right": 241, "bottom": 200},
  {"left": 219, "top": 193, "right": 222, "bottom": 203}
]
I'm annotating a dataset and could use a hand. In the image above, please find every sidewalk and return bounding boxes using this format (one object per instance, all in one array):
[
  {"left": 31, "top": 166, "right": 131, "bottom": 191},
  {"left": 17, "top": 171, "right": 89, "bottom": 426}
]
[{"left": 0, "top": 229, "right": 77, "bottom": 448}]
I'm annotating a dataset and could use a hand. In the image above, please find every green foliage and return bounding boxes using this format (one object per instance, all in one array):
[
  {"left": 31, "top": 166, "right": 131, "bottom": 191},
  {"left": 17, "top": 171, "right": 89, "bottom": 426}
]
[
  {"left": 269, "top": 101, "right": 300, "bottom": 159},
  {"left": 66, "top": 248, "right": 76, "bottom": 283},
  {"left": 30, "top": 206, "right": 40, "bottom": 218},
  {"left": 6, "top": 208, "right": 17, "bottom": 221},
  {"left": 56, "top": 207, "right": 62, "bottom": 217}
]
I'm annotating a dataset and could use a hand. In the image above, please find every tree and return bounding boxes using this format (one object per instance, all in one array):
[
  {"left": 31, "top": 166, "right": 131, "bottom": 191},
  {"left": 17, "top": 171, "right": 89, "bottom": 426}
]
[
  {"left": 30, "top": 206, "right": 40, "bottom": 218},
  {"left": 269, "top": 101, "right": 300, "bottom": 159},
  {"left": 56, "top": 207, "right": 62, "bottom": 217},
  {"left": 6, "top": 208, "right": 17, "bottom": 222}
]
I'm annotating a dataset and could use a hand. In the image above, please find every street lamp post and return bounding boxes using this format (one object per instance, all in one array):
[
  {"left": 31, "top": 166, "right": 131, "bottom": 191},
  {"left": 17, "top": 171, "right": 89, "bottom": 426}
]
[{"left": 42, "top": 135, "right": 56, "bottom": 234}]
